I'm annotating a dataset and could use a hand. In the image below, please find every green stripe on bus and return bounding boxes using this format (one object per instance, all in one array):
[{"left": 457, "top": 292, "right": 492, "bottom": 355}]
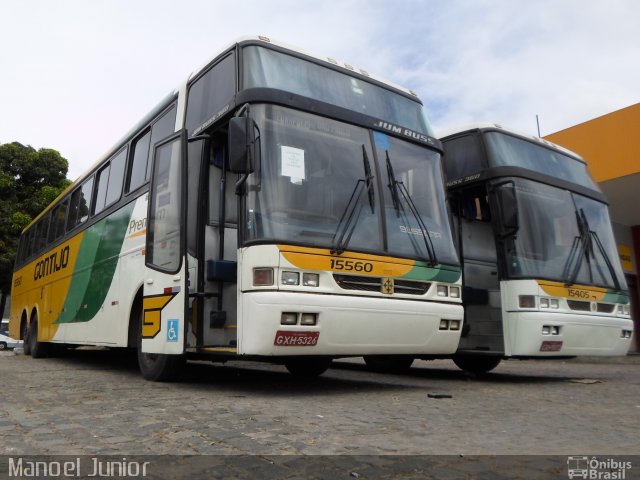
[
  {"left": 400, "top": 263, "right": 462, "bottom": 283},
  {"left": 56, "top": 202, "right": 135, "bottom": 324}
]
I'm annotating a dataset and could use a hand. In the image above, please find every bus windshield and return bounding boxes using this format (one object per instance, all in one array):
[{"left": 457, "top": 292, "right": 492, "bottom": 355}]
[
  {"left": 242, "top": 45, "right": 433, "bottom": 136},
  {"left": 504, "top": 179, "right": 626, "bottom": 290},
  {"left": 485, "top": 131, "right": 599, "bottom": 190},
  {"left": 244, "top": 104, "right": 459, "bottom": 266}
]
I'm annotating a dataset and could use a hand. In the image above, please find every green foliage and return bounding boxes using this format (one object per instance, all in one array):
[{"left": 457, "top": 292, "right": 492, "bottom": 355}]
[{"left": 0, "top": 142, "right": 71, "bottom": 296}]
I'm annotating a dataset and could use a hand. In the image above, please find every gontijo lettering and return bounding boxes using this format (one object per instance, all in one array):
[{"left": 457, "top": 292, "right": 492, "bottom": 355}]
[{"left": 33, "top": 246, "right": 70, "bottom": 281}]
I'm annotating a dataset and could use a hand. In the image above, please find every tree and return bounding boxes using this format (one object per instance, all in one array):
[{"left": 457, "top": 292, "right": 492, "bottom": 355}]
[{"left": 0, "top": 142, "right": 71, "bottom": 318}]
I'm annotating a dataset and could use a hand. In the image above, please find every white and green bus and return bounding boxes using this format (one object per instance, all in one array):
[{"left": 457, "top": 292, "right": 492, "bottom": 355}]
[
  {"left": 10, "top": 37, "right": 463, "bottom": 380},
  {"left": 440, "top": 124, "right": 633, "bottom": 373}
]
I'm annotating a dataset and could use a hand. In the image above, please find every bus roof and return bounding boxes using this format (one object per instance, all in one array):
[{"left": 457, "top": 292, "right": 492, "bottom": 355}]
[{"left": 438, "top": 122, "right": 584, "bottom": 161}]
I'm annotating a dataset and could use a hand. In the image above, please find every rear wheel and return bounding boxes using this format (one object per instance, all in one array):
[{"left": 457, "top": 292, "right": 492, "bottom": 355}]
[
  {"left": 284, "top": 357, "right": 332, "bottom": 378},
  {"left": 28, "top": 318, "right": 49, "bottom": 359},
  {"left": 364, "top": 355, "right": 414, "bottom": 373},
  {"left": 453, "top": 355, "right": 502, "bottom": 374},
  {"left": 21, "top": 321, "right": 31, "bottom": 356}
]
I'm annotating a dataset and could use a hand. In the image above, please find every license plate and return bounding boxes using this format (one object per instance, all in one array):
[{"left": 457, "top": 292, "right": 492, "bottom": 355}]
[
  {"left": 274, "top": 330, "right": 319, "bottom": 347},
  {"left": 540, "top": 340, "right": 563, "bottom": 352}
]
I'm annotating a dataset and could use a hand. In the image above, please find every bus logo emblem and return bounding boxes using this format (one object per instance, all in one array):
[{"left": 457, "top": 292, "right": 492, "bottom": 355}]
[{"left": 381, "top": 277, "right": 394, "bottom": 295}]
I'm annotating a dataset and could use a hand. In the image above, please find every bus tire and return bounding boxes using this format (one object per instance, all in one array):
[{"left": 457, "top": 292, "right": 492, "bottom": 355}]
[
  {"left": 284, "top": 357, "right": 332, "bottom": 378},
  {"left": 453, "top": 355, "right": 501, "bottom": 374},
  {"left": 21, "top": 319, "right": 31, "bottom": 356},
  {"left": 0, "top": 342, "right": 6, "bottom": 350},
  {"left": 364, "top": 355, "right": 414, "bottom": 373},
  {"left": 28, "top": 319, "right": 49, "bottom": 359},
  {"left": 136, "top": 316, "right": 184, "bottom": 382}
]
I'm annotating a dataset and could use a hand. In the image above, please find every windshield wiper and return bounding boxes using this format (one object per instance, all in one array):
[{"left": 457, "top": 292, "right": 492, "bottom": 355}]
[
  {"left": 385, "top": 151, "right": 438, "bottom": 266},
  {"left": 563, "top": 209, "right": 620, "bottom": 290},
  {"left": 331, "top": 145, "right": 375, "bottom": 255}
]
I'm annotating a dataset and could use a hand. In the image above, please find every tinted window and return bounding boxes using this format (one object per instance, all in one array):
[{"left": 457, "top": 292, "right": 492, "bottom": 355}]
[
  {"left": 185, "top": 53, "right": 235, "bottom": 135},
  {"left": 128, "top": 130, "right": 151, "bottom": 192},
  {"left": 78, "top": 177, "right": 94, "bottom": 224},
  {"left": 442, "top": 134, "right": 484, "bottom": 182},
  {"left": 36, "top": 216, "right": 50, "bottom": 253},
  {"left": 94, "top": 164, "right": 110, "bottom": 214},
  {"left": 49, "top": 200, "right": 68, "bottom": 242},
  {"left": 67, "top": 177, "right": 94, "bottom": 230},
  {"left": 147, "top": 106, "right": 177, "bottom": 180},
  {"left": 105, "top": 148, "right": 127, "bottom": 206}
]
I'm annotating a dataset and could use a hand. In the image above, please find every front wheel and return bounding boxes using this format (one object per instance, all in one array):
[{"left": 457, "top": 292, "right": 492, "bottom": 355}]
[
  {"left": 364, "top": 355, "right": 414, "bottom": 373},
  {"left": 453, "top": 355, "right": 502, "bottom": 374},
  {"left": 136, "top": 313, "right": 184, "bottom": 382},
  {"left": 284, "top": 357, "right": 332, "bottom": 378},
  {"left": 0, "top": 342, "right": 6, "bottom": 350}
]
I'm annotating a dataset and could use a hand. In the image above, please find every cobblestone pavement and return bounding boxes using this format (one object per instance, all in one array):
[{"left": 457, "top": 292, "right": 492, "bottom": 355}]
[{"left": 0, "top": 349, "right": 638, "bottom": 478}]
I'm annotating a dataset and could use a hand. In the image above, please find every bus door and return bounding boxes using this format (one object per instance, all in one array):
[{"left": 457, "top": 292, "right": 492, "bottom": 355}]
[
  {"left": 184, "top": 133, "right": 238, "bottom": 351},
  {"left": 456, "top": 189, "right": 504, "bottom": 353},
  {"left": 142, "top": 131, "right": 188, "bottom": 355}
]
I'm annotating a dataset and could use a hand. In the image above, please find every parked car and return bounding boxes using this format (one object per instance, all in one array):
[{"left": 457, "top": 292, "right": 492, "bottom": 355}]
[{"left": 0, "top": 333, "right": 22, "bottom": 350}]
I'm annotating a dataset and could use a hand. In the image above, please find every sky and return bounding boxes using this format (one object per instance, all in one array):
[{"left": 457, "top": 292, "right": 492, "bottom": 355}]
[{"left": 1, "top": 0, "right": 639, "bottom": 180}]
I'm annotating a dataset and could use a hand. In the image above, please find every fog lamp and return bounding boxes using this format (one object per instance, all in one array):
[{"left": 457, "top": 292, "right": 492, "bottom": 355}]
[
  {"left": 300, "top": 313, "right": 317, "bottom": 326},
  {"left": 281, "top": 312, "right": 298, "bottom": 325}
]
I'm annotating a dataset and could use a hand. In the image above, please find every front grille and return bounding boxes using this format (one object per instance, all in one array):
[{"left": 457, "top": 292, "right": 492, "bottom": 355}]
[
  {"left": 567, "top": 300, "right": 591, "bottom": 312},
  {"left": 333, "top": 274, "right": 430, "bottom": 295},
  {"left": 596, "top": 303, "right": 615, "bottom": 313}
]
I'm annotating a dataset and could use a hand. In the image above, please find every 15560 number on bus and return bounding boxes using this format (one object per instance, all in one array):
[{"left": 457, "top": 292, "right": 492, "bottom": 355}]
[{"left": 330, "top": 259, "right": 373, "bottom": 273}]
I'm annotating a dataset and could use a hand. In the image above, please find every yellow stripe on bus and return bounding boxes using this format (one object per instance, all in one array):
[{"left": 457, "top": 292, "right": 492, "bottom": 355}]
[
  {"left": 537, "top": 280, "right": 608, "bottom": 302},
  {"left": 278, "top": 245, "right": 415, "bottom": 277}
]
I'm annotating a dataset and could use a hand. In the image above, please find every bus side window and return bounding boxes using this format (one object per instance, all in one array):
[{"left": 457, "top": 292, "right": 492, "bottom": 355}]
[
  {"left": 49, "top": 199, "right": 69, "bottom": 243},
  {"left": 66, "top": 176, "right": 94, "bottom": 232},
  {"left": 36, "top": 215, "right": 50, "bottom": 253},
  {"left": 94, "top": 164, "right": 110, "bottom": 215},
  {"left": 185, "top": 53, "right": 235, "bottom": 136},
  {"left": 146, "top": 106, "right": 177, "bottom": 181},
  {"left": 443, "top": 134, "right": 483, "bottom": 182},
  {"left": 128, "top": 106, "right": 176, "bottom": 193},
  {"left": 105, "top": 148, "right": 127, "bottom": 207},
  {"left": 128, "top": 130, "right": 151, "bottom": 193}
]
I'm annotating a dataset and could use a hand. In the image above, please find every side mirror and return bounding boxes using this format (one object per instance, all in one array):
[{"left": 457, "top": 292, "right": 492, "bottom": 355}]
[
  {"left": 228, "top": 117, "right": 255, "bottom": 174},
  {"left": 493, "top": 182, "right": 519, "bottom": 237}
]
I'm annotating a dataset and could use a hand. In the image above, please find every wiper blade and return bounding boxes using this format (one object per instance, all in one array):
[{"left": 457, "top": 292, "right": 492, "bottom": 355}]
[
  {"left": 331, "top": 145, "right": 376, "bottom": 255},
  {"left": 563, "top": 209, "right": 590, "bottom": 286},
  {"left": 385, "top": 151, "right": 401, "bottom": 213},
  {"left": 562, "top": 208, "right": 620, "bottom": 290},
  {"left": 362, "top": 145, "right": 375, "bottom": 213},
  {"left": 385, "top": 151, "right": 438, "bottom": 266}
]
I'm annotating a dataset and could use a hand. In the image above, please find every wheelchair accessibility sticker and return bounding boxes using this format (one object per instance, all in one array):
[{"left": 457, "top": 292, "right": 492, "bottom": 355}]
[{"left": 167, "top": 319, "right": 179, "bottom": 342}]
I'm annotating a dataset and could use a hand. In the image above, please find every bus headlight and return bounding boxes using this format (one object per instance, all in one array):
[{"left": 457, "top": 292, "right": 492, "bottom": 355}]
[
  {"left": 449, "top": 286, "right": 460, "bottom": 298},
  {"left": 281, "top": 271, "right": 300, "bottom": 285},
  {"left": 437, "top": 285, "right": 448, "bottom": 297},
  {"left": 624, "top": 305, "right": 630, "bottom": 316},
  {"left": 540, "top": 298, "right": 549, "bottom": 308},
  {"left": 550, "top": 299, "right": 559, "bottom": 309},
  {"left": 302, "top": 273, "right": 320, "bottom": 287}
]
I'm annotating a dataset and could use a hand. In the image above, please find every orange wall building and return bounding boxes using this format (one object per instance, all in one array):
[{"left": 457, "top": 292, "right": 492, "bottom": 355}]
[{"left": 545, "top": 103, "right": 640, "bottom": 351}]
